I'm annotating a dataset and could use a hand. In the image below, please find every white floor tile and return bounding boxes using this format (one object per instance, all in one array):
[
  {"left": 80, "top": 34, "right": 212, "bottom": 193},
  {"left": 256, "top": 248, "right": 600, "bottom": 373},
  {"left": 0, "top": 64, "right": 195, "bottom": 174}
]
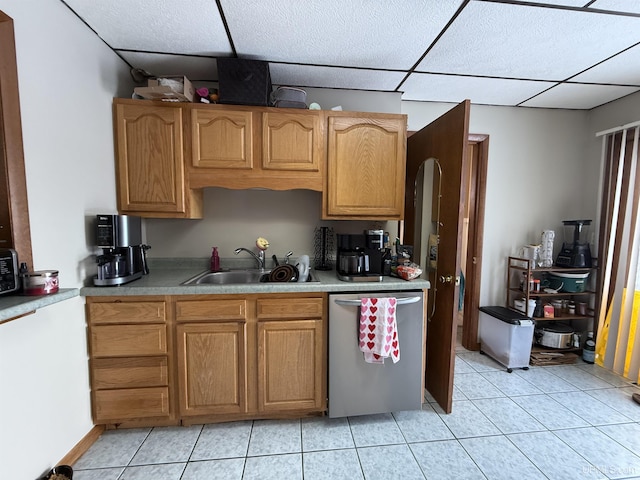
[
  {"left": 510, "top": 394, "right": 590, "bottom": 430},
  {"left": 472, "top": 397, "right": 546, "bottom": 434},
  {"left": 243, "top": 453, "right": 302, "bottom": 480},
  {"left": 393, "top": 404, "right": 455, "bottom": 442},
  {"left": 480, "top": 370, "right": 543, "bottom": 396},
  {"left": 73, "top": 428, "right": 151, "bottom": 469},
  {"left": 434, "top": 400, "right": 501, "bottom": 438},
  {"left": 585, "top": 386, "right": 640, "bottom": 422},
  {"left": 508, "top": 431, "right": 605, "bottom": 480},
  {"left": 456, "top": 351, "right": 504, "bottom": 372},
  {"left": 357, "top": 444, "right": 425, "bottom": 480},
  {"left": 247, "top": 419, "right": 301, "bottom": 456},
  {"left": 181, "top": 458, "right": 245, "bottom": 480},
  {"left": 576, "top": 363, "right": 634, "bottom": 387},
  {"left": 130, "top": 425, "right": 202, "bottom": 465},
  {"left": 303, "top": 449, "right": 364, "bottom": 480},
  {"left": 460, "top": 435, "right": 547, "bottom": 480},
  {"left": 544, "top": 365, "right": 618, "bottom": 390},
  {"left": 301, "top": 416, "right": 354, "bottom": 451},
  {"left": 117, "top": 462, "right": 186, "bottom": 479},
  {"left": 190, "top": 421, "right": 252, "bottom": 460},
  {"left": 454, "top": 372, "right": 505, "bottom": 399},
  {"left": 514, "top": 366, "right": 579, "bottom": 393},
  {"left": 73, "top": 467, "right": 124, "bottom": 480},
  {"left": 410, "top": 439, "right": 485, "bottom": 479},
  {"left": 553, "top": 427, "right": 640, "bottom": 479},
  {"left": 348, "top": 413, "right": 405, "bottom": 447},
  {"left": 597, "top": 423, "right": 640, "bottom": 453},
  {"left": 550, "top": 391, "right": 633, "bottom": 425}
]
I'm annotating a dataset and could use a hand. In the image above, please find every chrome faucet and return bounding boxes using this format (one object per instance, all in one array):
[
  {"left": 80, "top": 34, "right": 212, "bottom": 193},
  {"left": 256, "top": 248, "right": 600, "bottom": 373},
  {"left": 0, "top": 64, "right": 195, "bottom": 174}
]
[{"left": 234, "top": 247, "right": 266, "bottom": 271}]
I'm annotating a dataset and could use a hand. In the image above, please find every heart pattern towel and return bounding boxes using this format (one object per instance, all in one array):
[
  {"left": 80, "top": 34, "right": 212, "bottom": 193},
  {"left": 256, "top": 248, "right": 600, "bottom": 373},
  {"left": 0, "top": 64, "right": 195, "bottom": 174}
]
[{"left": 359, "top": 297, "right": 399, "bottom": 364}]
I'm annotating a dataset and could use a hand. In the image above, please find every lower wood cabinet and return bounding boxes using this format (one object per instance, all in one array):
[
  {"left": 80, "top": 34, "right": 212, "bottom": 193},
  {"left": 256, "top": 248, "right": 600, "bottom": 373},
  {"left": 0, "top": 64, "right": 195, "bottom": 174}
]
[
  {"left": 86, "top": 296, "right": 175, "bottom": 426},
  {"left": 87, "top": 292, "right": 327, "bottom": 426}
]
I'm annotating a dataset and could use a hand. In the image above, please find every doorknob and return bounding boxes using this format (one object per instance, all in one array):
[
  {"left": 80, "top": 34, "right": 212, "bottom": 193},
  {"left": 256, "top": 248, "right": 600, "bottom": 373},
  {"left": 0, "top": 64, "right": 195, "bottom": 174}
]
[{"left": 439, "top": 275, "right": 461, "bottom": 285}]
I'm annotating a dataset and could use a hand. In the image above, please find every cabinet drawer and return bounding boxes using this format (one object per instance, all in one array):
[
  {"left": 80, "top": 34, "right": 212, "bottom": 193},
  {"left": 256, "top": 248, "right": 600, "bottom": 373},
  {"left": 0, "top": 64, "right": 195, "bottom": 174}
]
[
  {"left": 93, "top": 387, "right": 170, "bottom": 421},
  {"left": 91, "top": 324, "right": 167, "bottom": 357},
  {"left": 176, "top": 299, "right": 247, "bottom": 322},
  {"left": 92, "top": 357, "right": 168, "bottom": 389},
  {"left": 88, "top": 301, "right": 166, "bottom": 325},
  {"left": 257, "top": 297, "right": 324, "bottom": 320}
]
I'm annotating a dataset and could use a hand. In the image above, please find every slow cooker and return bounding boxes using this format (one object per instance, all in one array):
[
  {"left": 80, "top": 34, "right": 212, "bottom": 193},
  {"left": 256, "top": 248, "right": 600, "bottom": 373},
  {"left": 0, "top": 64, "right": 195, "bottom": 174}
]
[{"left": 535, "top": 322, "right": 574, "bottom": 348}]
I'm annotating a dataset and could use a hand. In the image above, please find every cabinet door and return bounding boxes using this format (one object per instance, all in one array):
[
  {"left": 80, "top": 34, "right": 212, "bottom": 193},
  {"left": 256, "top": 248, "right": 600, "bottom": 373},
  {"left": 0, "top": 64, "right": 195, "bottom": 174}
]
[
  {"left": 257, "top": 319, "right": 323, "bottom": 412},
  {"left": 262, "top": 111, "right": 322, "bottom": 172},
  {"left": 191, "top": 108, "right": 254, "bottom": 169},
  {"left": 325, "top": 115, "right": 406, "bottom": 219},
  {"left": 115, "top": 102, "right": 186, "bottom": 214},
  {"left": 176, "top": 322, "right": 248, "bottom": 416}
]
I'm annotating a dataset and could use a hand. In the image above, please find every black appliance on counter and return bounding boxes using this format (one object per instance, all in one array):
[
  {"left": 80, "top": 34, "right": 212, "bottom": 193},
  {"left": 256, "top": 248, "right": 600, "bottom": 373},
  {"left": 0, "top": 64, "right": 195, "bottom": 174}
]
[
  {"left": 94, "top": 214, "right": 150, "bottom": 286},
  {"left": 555, "top": 219, "right": 592, "bottom": 268},
  {"left": 336, "top": 230, "right": 388, "bottom": 282}
]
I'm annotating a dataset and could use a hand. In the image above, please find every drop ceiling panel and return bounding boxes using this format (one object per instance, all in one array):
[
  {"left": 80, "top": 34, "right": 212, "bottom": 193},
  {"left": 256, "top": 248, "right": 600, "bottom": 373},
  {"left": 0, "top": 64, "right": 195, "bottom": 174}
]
[
  {"left": 571, "top": 44, "right": 640, "bottom": 84},
  {"left": 521, "top": 83, "right": 640, "bottom": 109},
  {"left": 119, "top": 52, "right": 219, "bottom": 81},
  {"left": 270, "top": 64, "right": 406, "bottom": 91},
  {"left": 401, "top": 73, "right": 554, "bottom": 106},
  {"left": 416, "top": 2, "right": 640, "bottom": 80},
  {"left": 64, "top": 0, "right": 231, "bottom": 54},
  {"left": 219, "top": 0, "right": 464, "bottom": 69},
  {"left": 590, "top": 0, "right": 640, "bottom": 14}
]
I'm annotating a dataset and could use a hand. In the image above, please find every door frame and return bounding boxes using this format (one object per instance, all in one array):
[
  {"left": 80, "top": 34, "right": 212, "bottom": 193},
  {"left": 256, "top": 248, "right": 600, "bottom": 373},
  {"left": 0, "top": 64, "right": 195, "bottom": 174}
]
[{"left": 460, "top": 134, "right": 489, "bottom": 351}]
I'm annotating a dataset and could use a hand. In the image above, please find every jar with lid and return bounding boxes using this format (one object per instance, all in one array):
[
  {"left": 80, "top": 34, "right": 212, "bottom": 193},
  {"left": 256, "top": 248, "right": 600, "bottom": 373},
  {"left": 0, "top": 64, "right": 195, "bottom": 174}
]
[{"left": 582, "top": 332, "right": 595, "bottom": 363}]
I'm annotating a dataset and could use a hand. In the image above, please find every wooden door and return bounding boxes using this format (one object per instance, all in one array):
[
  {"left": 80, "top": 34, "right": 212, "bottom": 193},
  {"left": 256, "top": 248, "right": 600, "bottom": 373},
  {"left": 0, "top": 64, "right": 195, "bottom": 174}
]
[
  {"left": 115, "top": 102, "right": 186, "bottom": 214},
  {"left": 257, "top": 319, "right": 323, "bottom": 412},
  {"left": 404, "top": 100, "right": 470, "bottom": 413},
  {"left": 324, "top": 114, "right": 407, "bottom": 219},
  {"left": 176, "top": 322, "right": 247, "bottom": 416}
]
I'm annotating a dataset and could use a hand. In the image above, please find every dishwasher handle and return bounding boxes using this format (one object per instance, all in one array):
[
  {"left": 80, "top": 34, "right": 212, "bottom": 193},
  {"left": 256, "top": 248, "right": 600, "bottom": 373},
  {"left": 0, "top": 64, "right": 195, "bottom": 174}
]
[{"left": 334, "top": 296, "right": 421, "bottom": 306}]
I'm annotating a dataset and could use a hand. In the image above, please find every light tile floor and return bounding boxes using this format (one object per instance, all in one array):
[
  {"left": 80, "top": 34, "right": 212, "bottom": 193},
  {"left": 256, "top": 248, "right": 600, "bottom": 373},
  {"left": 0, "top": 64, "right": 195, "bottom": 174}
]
[{"left": 72, "top": 350, "right": 640, "bottom": 480}]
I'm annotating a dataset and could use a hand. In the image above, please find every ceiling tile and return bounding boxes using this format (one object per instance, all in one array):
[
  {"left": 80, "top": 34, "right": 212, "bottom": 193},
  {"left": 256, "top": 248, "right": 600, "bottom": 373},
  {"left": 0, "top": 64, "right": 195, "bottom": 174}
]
[
  {"left": 521, "top": 83, "right": 640, "bottom": 109},
  {"left": 401, "top": 72, "right": 554, "bottom": 106},
  {"left": 119, "top": 52, "right": 219, "bottom": 81},
  {"left": 416, "top": 1, "right": 640, "bottom": 80},
  {"left": 590, "top": 0, "right": 640, "bottom": 14},
  {"left": 219, "top": 0, "right": 465, "bottom": 69},
  {"left": 571, "top": 44, "right": 640, "bottom": 84},
  {"left": 64, "top": 0, "right": 231, "bottom": 54},
  {"left": 269, "top": 64, "right": 406, "bottom": 91}
]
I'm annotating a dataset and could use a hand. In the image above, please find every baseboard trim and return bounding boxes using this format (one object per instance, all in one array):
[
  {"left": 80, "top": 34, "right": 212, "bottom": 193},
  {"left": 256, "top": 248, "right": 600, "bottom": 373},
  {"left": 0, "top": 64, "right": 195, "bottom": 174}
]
[{"left": 58, "top": 425, "right": 105, "bottom": 466}]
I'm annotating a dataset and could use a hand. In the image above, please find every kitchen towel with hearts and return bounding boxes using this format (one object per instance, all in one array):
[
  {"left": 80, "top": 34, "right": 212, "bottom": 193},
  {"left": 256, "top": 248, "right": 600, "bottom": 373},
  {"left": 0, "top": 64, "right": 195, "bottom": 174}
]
[{"left": 358, "top": 297, "right": 399, "bottom": 364}]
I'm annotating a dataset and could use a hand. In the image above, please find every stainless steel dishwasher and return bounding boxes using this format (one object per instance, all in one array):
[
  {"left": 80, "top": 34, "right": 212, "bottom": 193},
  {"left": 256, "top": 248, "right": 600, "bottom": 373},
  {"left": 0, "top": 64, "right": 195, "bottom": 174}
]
[{"left": 328, "top": 291, "right": 425, "bottom": 418}]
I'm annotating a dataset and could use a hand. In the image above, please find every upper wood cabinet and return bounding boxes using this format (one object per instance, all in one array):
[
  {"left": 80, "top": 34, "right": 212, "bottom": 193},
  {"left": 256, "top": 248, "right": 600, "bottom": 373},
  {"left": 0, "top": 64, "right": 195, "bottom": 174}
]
[
  {"left": 188, "top": 104, "right": 324, "bottom": 191},
  {"left": 323, "top": 112, "right": 407, "bottom": 220},
  {"left": 114, "top": 99, "right": 202, "bottom": 218}
]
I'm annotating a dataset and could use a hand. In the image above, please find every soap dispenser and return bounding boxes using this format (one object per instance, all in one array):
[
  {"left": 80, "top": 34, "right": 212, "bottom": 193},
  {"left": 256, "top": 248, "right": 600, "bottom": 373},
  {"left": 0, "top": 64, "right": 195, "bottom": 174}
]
[{"left": 210, "top": 247, "right": 220, "bottom": 272}]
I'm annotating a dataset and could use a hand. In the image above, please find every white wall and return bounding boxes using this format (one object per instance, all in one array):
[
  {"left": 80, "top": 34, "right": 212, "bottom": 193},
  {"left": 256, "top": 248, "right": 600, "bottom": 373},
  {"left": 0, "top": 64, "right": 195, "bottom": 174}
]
[
  {"left": 402, "top": 101, "right": 592, "bottom": 306},
  {"left": 0, "top": 0, "right": 132, "bottom": 477}
]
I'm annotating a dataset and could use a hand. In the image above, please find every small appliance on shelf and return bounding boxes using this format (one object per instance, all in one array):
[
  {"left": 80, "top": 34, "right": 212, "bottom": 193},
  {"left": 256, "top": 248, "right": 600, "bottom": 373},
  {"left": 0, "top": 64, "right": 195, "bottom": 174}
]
[
  {"left": 555, "top": 219, "right": 592, "bottom": 268},
  {"left": 93, "top": 214, "right": 150, "bottom": 286}
]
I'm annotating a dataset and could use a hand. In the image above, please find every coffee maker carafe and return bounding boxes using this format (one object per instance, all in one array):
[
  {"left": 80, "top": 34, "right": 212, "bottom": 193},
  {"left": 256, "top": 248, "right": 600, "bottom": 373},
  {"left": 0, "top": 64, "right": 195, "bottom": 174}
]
[
  {"left": 336, "top": 230, "right": 387, "bottom": 282},
  {"left": 94, "top": 214, "right": 150, "bottom": 286}
]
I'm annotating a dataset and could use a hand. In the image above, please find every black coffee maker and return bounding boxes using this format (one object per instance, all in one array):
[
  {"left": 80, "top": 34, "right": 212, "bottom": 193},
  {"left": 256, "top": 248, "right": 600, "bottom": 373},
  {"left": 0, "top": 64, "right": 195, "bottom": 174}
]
[
  {"left": 336, "top": 230, "right": 388, "bottom": 282},
  {"left": 555, "top": 219, "right": 592, "bottom": 268},
  {"left": 94, "top": 214, "right": 150, "bottom": 286}
]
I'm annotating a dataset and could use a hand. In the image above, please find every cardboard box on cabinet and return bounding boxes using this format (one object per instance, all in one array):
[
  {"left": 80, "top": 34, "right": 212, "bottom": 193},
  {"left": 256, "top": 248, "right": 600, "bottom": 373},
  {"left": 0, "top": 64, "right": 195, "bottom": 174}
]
[{"left": 134, "top": 76, "right": 195, "bottom": 102}]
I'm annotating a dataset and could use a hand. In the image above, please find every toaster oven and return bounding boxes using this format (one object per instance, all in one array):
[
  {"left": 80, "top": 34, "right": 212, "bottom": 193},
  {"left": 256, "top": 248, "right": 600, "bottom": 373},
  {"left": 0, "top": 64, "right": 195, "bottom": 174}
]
[{"left": 0, "top": 248, "right": 19, "bottom": 295}]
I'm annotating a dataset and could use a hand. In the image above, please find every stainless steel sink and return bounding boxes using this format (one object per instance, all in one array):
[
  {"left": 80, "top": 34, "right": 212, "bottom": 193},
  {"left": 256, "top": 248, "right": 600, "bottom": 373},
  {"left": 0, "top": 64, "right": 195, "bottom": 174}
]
[
  {"left": 182, "top": 269, "right": 269, "bottom": 285},
  {"left": 181, "top": 269, "right": 319, "bottom": 285}
]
